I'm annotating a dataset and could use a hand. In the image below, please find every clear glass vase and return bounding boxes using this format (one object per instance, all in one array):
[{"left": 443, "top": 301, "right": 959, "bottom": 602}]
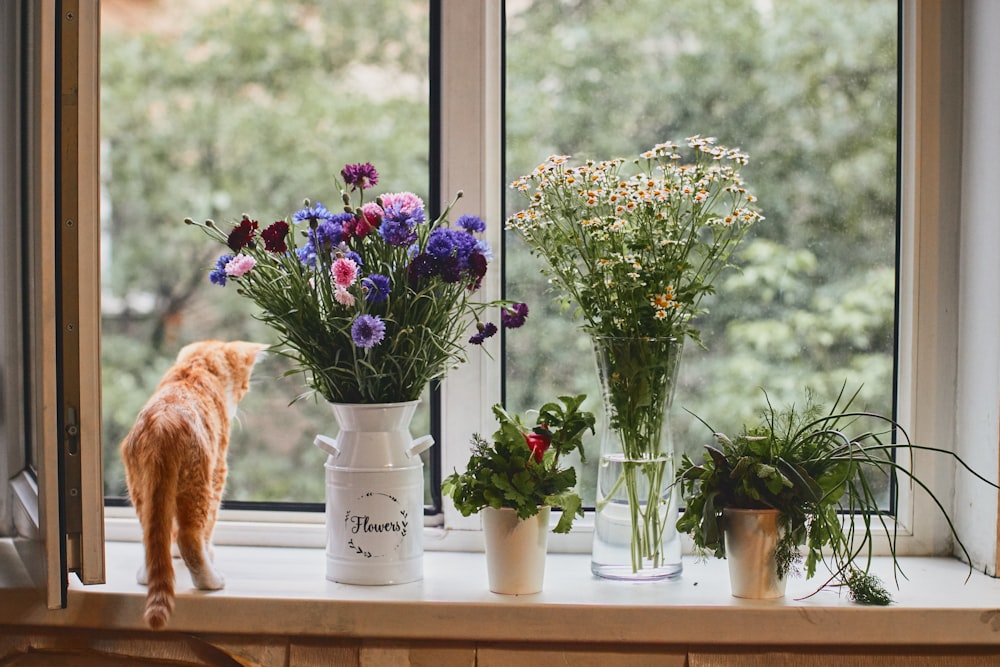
[{"left": 590, "top": 336, "right": 684, "bottom": 580}]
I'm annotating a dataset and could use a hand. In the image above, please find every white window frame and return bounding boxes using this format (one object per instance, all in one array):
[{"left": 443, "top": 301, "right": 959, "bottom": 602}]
[{"left": 91, "top": 0, "right": 999, "bottom": 574}]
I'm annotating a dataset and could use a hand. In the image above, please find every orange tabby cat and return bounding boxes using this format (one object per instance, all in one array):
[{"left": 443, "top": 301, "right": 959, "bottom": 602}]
[{"left": 120, "top": 340, "right": 266, "bottom": 630}]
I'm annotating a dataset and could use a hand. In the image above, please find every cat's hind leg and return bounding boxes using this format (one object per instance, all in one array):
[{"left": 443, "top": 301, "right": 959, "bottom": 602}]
[{"left": 175, "top": 480, "right": 225, "bottom": 591}]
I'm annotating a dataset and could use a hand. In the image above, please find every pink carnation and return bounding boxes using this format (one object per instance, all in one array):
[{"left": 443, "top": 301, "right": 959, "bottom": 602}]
[
  {"left": 334, "top": 287, "right": 355, "bottom": 307},
  {"left": 332, "top": 257, "right": 359, "bottom": 288},
  {"left": 224, "top": 254, "right": 256, "bottom": 277},
  {"left": 379, "top": 192, "right": 424, "bottom": 217}
]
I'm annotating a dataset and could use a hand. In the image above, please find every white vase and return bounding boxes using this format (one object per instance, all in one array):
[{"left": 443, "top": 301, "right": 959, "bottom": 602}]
[
  {"left": 314, "top": 401, "right": 434, "bottom": 585},
  {"left": 481, "top": 506, "right": 550, "bottom": 595},
  {"left": 723, "top": 507, "right": 787, "bottom": 599}
]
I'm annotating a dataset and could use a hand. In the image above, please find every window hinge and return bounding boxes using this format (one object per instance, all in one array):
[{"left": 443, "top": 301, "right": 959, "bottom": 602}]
[{"left": 62, "top": 403, "right": 83, "bottom": 571}]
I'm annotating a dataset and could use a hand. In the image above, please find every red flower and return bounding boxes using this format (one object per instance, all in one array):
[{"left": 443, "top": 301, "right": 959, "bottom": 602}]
[
  {"left": 525, "top": 428, "right": 552, "bottom": 463},
  {"left": 261, "top": 220, "right": 289, "bottom": 253},
  {"left": 227, "top": 216, "right": 258, "bottom": 251}
]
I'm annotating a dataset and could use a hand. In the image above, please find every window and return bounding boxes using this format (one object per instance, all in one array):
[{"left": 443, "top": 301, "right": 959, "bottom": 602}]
[
  {"left": 13, "top": 0, "right": 992, "bottom": 585},
  {"left": 503, "top": 0, "right": 899, "bottom": 510},
  {"left": 99, "top": 0, "right": 432, "bottom": 508}
]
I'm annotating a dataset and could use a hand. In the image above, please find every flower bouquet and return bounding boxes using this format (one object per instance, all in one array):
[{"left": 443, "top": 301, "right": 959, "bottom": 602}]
[
  {"left": 187, "top": 162, "right": 527, "bottom": 404},
  {"left": 507, "top": 136, "right": 763, "bottom": 578},
  {"left": 442, "top": 394, "right": 596, "bottom": 534}
]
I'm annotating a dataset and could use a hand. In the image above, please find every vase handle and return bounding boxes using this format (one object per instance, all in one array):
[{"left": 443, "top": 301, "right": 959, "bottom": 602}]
[
  {"left": 314, "top": 434, "right": 340, "bottom": 457},
  {"left": 407, "top": 435, "right": 435, "bottom": 459}
]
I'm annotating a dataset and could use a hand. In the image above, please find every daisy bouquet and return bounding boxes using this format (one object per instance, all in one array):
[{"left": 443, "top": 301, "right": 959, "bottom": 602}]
[
  {"left": 507, "top": 137, "right": 762, "bottom": 575},
  {"left": 188, "top": 162, "right": 527, "bottom": 404},
  {"left": 506, "top": 135, "right": 762, "bottom": 344}
]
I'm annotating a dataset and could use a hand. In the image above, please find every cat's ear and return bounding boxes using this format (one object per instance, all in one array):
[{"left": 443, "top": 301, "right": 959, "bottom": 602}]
[{"left": 240, "top": 341, "right": 268, "bottom": 365}]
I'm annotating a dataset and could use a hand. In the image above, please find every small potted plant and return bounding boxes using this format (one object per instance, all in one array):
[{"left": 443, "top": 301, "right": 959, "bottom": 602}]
[
  {"left": 442, "top": 395, "right": 596, "bottom": 594},
  {"left": 675, "top": 385, "right": 998, "bottom": 603}
]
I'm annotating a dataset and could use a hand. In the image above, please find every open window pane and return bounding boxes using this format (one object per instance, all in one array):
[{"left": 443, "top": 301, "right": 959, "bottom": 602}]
[
  {"left": 100, "top": 0, "right": 431, "bottom": 505},
  {"left": 504, "top": 0, "right": 899, "bottom": 508}
]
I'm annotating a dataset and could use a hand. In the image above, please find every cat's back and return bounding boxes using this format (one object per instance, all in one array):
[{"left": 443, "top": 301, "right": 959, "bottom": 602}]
[{"left": 121, "top": 340, "right": 264, "bottom": 461}]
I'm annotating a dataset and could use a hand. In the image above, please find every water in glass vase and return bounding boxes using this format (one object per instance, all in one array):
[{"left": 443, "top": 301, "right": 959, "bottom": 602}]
[{"left": 591, "top": 452, "right": 682, "bottom": 580}]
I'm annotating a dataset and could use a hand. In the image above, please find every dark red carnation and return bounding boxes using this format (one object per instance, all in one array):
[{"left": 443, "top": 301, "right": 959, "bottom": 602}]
[
  {"left": 467, "top": 251, "right": 488, "bottom": 290},
  {"left": 261, "top": 220, "right": 289, "bottom": 253},
  {"left": 227, "top": 216, "right": 258, "bottom": 251}
]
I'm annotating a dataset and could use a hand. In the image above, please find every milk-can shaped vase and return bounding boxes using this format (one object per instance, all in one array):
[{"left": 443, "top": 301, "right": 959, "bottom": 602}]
[{"left": 314, "top": 400, "right": 433, "bottom": 585}]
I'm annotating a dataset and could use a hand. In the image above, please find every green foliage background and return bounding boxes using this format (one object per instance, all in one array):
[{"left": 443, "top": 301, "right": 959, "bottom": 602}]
[
  {"left": 101, "top": 0, "right": 897, "bottom": 506},
  {"left": 503, "top": 0, "right": 898, "bottom": 504}
]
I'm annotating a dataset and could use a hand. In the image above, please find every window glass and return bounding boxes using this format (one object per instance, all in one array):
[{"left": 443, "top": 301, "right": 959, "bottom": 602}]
[
  {"left": 504, "top": 0, "right": 898, "bottom": 508},
  {"left": 100, "top": 0, "right": 431, "bottom": 504}
]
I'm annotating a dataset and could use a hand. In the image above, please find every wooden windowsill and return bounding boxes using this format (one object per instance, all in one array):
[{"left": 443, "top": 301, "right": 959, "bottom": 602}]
[{"left": 2, "top": 539, "right": 999, "bottom": 647}]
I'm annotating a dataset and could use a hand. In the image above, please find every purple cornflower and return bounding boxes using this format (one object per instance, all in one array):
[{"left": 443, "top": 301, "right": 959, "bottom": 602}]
[
  {"left": 351, "top": 314, "right": 386, "bottom": 349},
  {"left": 209, "top": 254, "right": 234, "bottom": 286},
  {"left": 456, "top": 214, "right": 486, "bottom": 233},
  {"left": 501, "top": 302, "right": 529, "bottom": 329},
  {"left": 363, "top": 274, "right": 391, "bottom": 304},
  {"left": 469, "top": 321, "right": 498, "bottom": 345},
  {"left": 341, "top": 162, "right": 379, "bottom": 191}
]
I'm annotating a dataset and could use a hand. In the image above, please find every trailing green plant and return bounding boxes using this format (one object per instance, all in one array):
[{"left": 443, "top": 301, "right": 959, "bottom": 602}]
[
  {"left": 675, "top": 384, "right": 999, "bottom": 605},
  {"left": 442, "top": 395, "right": 596, "bottom": 533}
]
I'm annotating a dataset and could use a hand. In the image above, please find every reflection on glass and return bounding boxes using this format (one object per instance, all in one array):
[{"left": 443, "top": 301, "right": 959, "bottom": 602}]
[
  {"left": 504, "top": 0, "right": 898, "bottom": 508},
  {"left": 100, "top": 0, "right": 430, "bottom": 504}
]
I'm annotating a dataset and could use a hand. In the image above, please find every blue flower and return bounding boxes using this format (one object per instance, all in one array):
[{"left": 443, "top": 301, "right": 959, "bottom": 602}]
[
  {"left": 363, "top": 274, "right": 391, "bottom": 304},
  {"left": 292, "top": 201, "right": 337, "bottom": 226},
  {"left": 426, "top": 228, "right": 456, "bottom": 259},
  {"left": 298, "top": 214, "right": 352, "bottom": 267},
  {"left": 209, "top": 254, "right": 233, "bottom": 286},
  {"left": 351, "top": 314, "right": 386, "bottom": 349},
  {"left": 450, "top": 231, "right": 478, "bottom": 266},
  {"left": 378, "top": 201, "right": 422, "bottom": 246},
  {"left": 379, "top": 218, "right": 418, "bottom": 246},
  {"left": 475, "top": 239, "right": 494, "bottom": 261},
  {"left": 456, "top": 214, "right": 486, "bottom": 233},
  {"left": 345, "top": 250, "right": 363, "bottom": 267}
]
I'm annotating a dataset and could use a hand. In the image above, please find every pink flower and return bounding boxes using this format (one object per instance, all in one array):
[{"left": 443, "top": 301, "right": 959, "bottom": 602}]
[
  {"left": 332, "top": 257, "right": 359, "bottom": 289},
  {"left": 224, "top": 254, "right": 256, "bottom": 277},
  {"left": 379, "top": 192, "right": 424, "bottom": 218},
  {"left": 334, "top": 287, "right": 355, "bottom": 307}
]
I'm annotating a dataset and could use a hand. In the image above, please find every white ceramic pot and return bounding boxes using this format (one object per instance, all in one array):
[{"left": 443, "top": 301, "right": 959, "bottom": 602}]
[
  {"left": 481, "top": 506, "right": 550, "bottom": 595},
  {"left": 722, "top": 507, "right": 787, "bottom": 599}
]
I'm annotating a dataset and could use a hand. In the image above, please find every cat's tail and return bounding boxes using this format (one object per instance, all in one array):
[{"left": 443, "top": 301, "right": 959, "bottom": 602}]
[{"left": 133, "top": 431, "right": 181, "bottom": 631}]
